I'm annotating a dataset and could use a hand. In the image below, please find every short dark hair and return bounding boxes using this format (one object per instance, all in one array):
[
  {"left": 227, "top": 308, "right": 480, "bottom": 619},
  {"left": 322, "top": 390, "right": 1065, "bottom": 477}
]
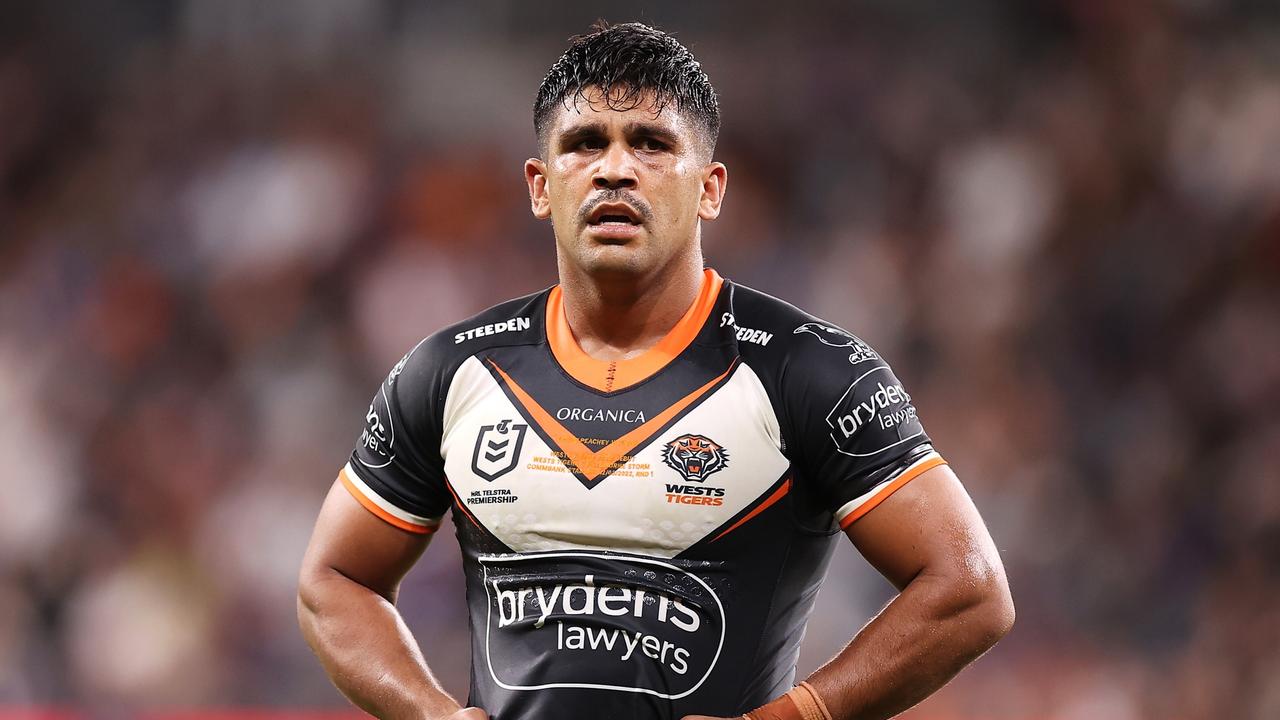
[{"left": 534, "top": 22, "right": 720, "bottom": 156}]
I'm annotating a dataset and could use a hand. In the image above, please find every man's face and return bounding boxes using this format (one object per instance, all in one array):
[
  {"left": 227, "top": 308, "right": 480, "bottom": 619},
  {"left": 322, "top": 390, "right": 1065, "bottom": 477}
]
[{"left": 525, "top": 88, "right": 727, "bottom": 279}]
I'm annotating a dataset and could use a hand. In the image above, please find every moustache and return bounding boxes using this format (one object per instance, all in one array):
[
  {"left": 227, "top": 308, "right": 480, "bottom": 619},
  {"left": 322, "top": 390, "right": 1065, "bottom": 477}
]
[{"left": 578, "top": 189, "right": 653, "bottom": 224}]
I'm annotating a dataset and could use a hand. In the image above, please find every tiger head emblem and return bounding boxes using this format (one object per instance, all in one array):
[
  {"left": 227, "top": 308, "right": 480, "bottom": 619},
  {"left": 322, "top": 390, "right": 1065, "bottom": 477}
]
[{"left": 662, "top": 434, "right": 729, "bottom": 483}]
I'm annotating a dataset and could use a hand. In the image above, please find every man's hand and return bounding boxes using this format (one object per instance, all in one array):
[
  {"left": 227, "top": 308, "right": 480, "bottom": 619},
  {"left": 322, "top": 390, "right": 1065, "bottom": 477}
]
[{"left": 444, "top": 709, "right": 489, "bottom": 720}]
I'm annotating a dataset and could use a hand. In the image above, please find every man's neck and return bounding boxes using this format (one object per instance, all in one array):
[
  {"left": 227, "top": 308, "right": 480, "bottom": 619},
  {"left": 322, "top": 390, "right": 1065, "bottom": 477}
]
[{"left": 557, "top": 254, "right": 705, "bottom": 362}]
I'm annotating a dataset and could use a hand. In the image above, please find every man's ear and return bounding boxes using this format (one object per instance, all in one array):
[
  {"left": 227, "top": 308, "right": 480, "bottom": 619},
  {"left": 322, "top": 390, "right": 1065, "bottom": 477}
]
[
  {"left": 698, "top": 162, "right": 728, "bottom": 221},
  {"left": 525, "top": 158, "right": 552, "bottom": 220}
]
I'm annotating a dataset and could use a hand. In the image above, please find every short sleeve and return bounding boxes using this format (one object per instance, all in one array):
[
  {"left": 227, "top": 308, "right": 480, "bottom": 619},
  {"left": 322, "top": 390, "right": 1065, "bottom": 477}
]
[
  {"left": 340, "top": 340, "right": 454, "bottom": 534},
  {"left": 784, "top": 325, "right": 945, "bottom": 529}
]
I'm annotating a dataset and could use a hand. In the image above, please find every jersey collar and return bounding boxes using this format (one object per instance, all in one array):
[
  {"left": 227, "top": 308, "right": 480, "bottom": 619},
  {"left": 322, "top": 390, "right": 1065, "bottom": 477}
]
[{"left": 545, "top": 268, "right": 724, "bottom": 393}]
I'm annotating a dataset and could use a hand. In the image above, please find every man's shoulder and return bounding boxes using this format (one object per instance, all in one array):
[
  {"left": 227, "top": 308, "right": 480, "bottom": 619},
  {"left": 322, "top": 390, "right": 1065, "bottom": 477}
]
[
  {"left": 723, "top": 279, "right": 884, "bottom": 371},
  {"left": 441, "top": 289, "right": 549, "bottom": 350},
  {"left": 392, "top": 288, "right": 550, "bottom": 382},
  {"left": 723, "top": 277, "right": 930, "bottom": 471}
]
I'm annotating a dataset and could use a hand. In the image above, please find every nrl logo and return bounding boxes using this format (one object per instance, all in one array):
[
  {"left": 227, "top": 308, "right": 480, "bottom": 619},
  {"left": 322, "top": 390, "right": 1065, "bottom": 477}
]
[
  {"left": 661, "top": 433, "right": 729, "bottom": 483},
  {"left": 793, "top": 322, "right": 878, "bottom": 365},
  {"left": 472, "top": 419, "right": 528, "bottom": 482}
]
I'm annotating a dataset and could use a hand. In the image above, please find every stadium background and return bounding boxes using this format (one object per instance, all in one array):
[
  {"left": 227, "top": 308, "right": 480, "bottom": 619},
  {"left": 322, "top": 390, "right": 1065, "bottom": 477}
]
[{"left": 2, "top": 1, "right": 1278, "bottom": 717}]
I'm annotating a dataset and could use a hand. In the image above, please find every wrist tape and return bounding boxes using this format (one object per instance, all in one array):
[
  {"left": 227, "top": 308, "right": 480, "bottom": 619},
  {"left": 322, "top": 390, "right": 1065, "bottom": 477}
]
[{"left": 743, "top": 682, "right": 833, "bottom": 720}]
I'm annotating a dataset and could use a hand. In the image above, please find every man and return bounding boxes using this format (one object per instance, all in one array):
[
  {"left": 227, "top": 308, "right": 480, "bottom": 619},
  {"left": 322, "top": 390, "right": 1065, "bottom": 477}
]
[{"left": 298, "top": 22, "right": 1013, "bottom": 720}]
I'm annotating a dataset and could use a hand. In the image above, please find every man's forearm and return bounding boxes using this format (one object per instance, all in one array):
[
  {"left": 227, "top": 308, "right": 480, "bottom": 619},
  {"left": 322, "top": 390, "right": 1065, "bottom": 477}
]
[
  {"left": 803, "top": 570, "right": 1014, "bottom": 720},
  {"left": 298, "top": 566, "right": 462, "bottom": 720}
]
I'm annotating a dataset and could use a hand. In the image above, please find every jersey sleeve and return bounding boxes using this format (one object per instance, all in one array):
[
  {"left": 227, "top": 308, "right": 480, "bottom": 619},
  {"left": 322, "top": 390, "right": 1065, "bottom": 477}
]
[
  {"left": 340, "top": 339, "right": 454, "bottom": 534},
  {"left": 783, "top": 326, "right": 945, "bottom": 529}
]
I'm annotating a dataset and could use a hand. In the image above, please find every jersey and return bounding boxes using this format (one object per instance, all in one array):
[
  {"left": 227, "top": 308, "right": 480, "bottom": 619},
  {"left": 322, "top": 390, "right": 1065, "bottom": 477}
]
[{"left": 340, "top": 269, "right": 945, "bottom": 720}]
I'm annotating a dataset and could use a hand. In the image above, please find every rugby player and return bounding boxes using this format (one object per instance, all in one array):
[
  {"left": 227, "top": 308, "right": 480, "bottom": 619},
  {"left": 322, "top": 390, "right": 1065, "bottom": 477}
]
[{"left": 298, "top": 22, "right": 1014, "bottom": 720}]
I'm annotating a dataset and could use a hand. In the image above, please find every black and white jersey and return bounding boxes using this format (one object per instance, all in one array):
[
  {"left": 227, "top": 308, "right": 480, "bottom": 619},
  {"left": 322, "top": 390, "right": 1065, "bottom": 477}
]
[{"left": 341, "top": 269, "right": 944, "bottom": 720}]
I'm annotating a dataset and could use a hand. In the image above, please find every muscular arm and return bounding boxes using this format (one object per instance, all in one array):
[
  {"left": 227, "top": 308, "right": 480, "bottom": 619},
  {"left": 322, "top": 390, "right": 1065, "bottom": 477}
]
[
  {"left": 298, "top": 481, "right": 483, "bottom": 720},
  {"left": 805, "top": 464, "right": 1014, "bottom": 719},
  {"left": 687, "top": 464, "right": 1012, "bottom": 720}
]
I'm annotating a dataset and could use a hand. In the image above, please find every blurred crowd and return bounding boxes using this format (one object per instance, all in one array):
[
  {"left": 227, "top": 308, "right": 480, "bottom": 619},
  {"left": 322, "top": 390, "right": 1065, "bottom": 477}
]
[{"left": 2, "top": 1, "right": 1278, "bottom": 717}]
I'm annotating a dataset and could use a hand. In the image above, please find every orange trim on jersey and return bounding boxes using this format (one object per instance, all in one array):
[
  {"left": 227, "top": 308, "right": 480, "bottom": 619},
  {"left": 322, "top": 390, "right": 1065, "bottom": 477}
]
[
  {"left": 838, "top": 455, "right": 948, "bottom": 529},
  {"left": 488, "top": 357, "right": 738, "bottom": 483},
  {"left": 444, "top": 477, "right": 480, "bottom": 528},
  {"left": 339, "top": 467, "right": 435, "bottom": 535},
  {"left": 546, "top": 268, "right": 724, "bottom": 393},
  {"left": 711, "top": 477, "right": 792, "bottom": 543}
]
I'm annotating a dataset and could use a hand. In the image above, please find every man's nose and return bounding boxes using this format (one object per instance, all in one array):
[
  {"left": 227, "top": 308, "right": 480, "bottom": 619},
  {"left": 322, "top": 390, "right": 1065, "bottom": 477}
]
[{"left": 592, "top": 143, "right": 638, "bottom": 189}]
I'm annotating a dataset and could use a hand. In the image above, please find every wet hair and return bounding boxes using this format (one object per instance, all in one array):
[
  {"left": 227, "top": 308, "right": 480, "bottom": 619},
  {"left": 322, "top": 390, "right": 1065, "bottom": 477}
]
[{"left": 533, "top": 21, "right": 720, "bottom": 157}]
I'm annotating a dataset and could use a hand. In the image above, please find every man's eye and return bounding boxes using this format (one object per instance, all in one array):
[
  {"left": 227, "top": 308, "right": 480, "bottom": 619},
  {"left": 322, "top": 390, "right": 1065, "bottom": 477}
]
[
  {"left": 575, "top": 138, "right": 607, "bottom": 151},
  {"left": 636, "top": 138, "right": 668, "bottom": 152}
]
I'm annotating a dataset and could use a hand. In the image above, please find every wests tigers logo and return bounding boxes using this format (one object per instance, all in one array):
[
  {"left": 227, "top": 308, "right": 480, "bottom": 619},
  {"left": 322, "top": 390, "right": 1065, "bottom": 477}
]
[{"left": 662, "top": 434, "right": 729, "bottom": 483}]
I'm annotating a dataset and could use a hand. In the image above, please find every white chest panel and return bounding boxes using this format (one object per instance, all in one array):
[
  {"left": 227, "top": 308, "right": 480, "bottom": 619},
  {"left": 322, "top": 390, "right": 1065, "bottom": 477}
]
[{"left": 440, "top": 356, "right": 788, "bottom": 558}]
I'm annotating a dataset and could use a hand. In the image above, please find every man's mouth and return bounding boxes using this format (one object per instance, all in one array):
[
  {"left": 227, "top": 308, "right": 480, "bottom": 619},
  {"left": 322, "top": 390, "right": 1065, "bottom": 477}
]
[
  {"left": 586, "top": 203, "right": 643, "bottom": 226},
  {"left": 590, "top": 215, "right": 641, "bottom": 226}
]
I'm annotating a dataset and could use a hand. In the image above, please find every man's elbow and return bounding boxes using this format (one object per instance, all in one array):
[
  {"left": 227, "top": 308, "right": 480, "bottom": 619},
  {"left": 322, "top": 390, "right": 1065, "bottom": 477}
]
[
  {"left": 928, "top": 551, "right": 1015, "bottom": 652},
  {"left": 968, "top": 566, "right": 1015, "bottom": 648},
  {"left": 297, "top": 560, "right": 341, "bottom": 640},
  {"left": 297, "top": 566, "right": 323, "bottom": 637}
]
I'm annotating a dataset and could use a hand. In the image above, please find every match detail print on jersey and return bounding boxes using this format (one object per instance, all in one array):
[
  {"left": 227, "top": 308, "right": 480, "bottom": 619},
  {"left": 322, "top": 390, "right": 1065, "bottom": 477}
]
[
  {"left": 485, "top": 356, "right": 740, "bottom": 488},
  {"left": 340, "top": 272, "right": 945, "bottom": 719}
]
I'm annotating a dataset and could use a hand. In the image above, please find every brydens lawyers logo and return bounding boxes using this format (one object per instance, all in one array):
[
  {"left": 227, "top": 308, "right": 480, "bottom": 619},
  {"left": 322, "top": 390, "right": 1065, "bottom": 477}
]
[
  {"left": 662, "top": 434, "right": 729, "bottom": 483},
  {"left": 825, "top": 366, "right": 923, "bottom": 457},
  {"left": 472, "top": 420, "right": 528, "bottom": 481},
  {"left": 480, "top": 551, "right": 725, "bottom": 699}
]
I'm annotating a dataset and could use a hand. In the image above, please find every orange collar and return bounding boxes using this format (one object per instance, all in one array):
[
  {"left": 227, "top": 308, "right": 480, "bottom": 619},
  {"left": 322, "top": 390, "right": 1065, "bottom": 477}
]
[{"left": 546, "top": 268, "right": 724, "bottom": 393}]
